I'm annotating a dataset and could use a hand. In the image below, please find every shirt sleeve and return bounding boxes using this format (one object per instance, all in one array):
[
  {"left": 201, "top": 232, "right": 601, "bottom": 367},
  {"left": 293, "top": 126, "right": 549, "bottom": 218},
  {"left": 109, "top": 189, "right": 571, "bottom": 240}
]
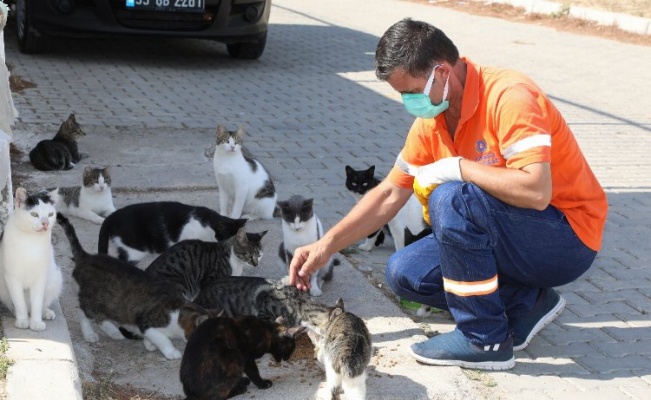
[
  {"left": 387, "top": 119, "right": 438, "bottom": 189},
  {"left": 494, "top": 83, "right": 552, "bottom": 169}
]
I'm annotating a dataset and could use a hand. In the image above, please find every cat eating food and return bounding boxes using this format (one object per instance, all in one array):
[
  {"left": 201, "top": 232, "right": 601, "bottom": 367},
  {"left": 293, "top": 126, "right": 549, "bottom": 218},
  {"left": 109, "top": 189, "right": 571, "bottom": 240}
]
[
  {"left": 310, "top": 299, "right": 371, "bottom": 400},
  {"left": 52, "top": 165, "right": 116, "bottom": 225},
  {"left": 0, "top": 188, "right": 63, "bottom": 331},
  {"left": 345, "top": 165, "right": 427, "bottom": 252},
  {"left": 180, "top": 315, "right": 305, "bottom": 400},
  {"left": 29, "top": 113, "right": 87, "bottom": 171},
  {"left": 145, "top": 227, "right": 267, "bottom": 301},
  {"left": 57, "top": 213, "right": 217, "bottom": 359},
  {"left": 277, "top": 195, "right": 338, "bottom": 297},
  {"left": 97, "top": 201, "right": 247, "bottom": 265},
  {"left": 212, "top": 125, "right": 277, "bottom": 220}
]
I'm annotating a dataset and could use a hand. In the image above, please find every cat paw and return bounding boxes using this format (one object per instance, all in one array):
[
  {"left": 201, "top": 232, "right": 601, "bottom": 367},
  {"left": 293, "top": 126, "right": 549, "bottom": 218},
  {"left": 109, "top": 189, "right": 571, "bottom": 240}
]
[
  {"left": 253, "top": 379, "right": 273, "bottom": 389},
  {"left": 79, "top": 153, "right": 89, "bottom": 160},
  {"left": 30, "top": 320, "right": 47, "bottom": 331},
  {"left": 144, "top": 339, "right": 157, "bottom": 352},
  {"left": 357, "top": 243, "right": 374, "bottom": 252},
  {"left": 309, "top": 287, "right": 323, "bottom": 297},
  {"left": 91, "top": 216, "right": 105, "bottom": 225},
  {"left": 162, "top": 348, "right": 182, "bottom": 360},
  {"left": 14, "top": 318, "right": 30, "bottom": 329},
  {"left": 240, "top": 377, "right": 251, "bottom": 386},
  {"left": 43, "top": 308, "right": 56, "bottom": 320},
  {"left": 83, "top": 332, "right": 100, "bottom": 343}
]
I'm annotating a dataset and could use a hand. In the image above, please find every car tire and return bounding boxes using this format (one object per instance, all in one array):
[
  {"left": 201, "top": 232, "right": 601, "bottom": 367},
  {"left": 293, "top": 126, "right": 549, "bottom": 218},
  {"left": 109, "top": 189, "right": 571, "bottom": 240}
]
[
  {"left": 226, "top": 32, "right": 267, "bottom": 60},
  {"left": 15, "top": 0, "right": 47, "bottom": 54}
]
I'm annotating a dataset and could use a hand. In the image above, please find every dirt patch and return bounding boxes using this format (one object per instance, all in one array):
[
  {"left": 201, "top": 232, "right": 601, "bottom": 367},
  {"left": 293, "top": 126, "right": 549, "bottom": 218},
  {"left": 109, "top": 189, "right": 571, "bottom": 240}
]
[
  {"left": 412, "top": 0, "right": 651, "bottom": 47},
  {"left": 6, "top": 63, "right": 36, "bottom": 94}
]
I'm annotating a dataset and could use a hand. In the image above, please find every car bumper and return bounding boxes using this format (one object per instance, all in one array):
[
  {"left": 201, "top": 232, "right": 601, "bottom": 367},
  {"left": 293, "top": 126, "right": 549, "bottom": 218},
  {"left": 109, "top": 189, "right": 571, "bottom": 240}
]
[{"left": 31, "top": 0, "right": 271, "bottom": 42}]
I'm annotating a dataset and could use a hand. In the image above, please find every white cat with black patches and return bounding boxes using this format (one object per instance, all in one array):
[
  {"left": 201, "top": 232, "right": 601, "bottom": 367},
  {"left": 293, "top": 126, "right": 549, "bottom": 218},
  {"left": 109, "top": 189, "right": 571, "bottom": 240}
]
[
  {"left": 0, "top": 188, "right": 63, "bottom": 331},
  {"left": 212, "top": 125, "right": 277, "bottom": 221},
  {"left": 277, "top": 195, "right": 338, "bottom": 297},
  {"left": 53, "top": 165, "right": 116, "bottom": 224}
]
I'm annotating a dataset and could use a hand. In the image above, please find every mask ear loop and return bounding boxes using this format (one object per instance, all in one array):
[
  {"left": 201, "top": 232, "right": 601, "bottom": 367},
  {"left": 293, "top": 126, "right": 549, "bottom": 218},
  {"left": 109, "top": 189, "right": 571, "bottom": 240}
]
[
  {"left": 441, "top": 75, "right": 450, "bottom": 102},
  {"left": 423, "top": 64, "right": 441, "bottom": 95}
]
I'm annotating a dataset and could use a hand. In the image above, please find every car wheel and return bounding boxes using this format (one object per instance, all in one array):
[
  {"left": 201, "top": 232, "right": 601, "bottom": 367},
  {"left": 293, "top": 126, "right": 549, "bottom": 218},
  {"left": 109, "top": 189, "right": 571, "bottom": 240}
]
[
  {"left": 16, "top": 0, "right": 47, "bottom": 54},
  {"left": 226, "top": 32, "right": 267, "bottom": 60}
]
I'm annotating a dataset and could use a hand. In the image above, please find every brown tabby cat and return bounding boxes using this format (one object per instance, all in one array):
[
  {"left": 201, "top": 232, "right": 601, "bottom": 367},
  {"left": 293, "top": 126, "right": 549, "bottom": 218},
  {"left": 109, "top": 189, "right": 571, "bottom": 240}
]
[{"left": 29, "top": 113, "right": 87, "bottom": 171}]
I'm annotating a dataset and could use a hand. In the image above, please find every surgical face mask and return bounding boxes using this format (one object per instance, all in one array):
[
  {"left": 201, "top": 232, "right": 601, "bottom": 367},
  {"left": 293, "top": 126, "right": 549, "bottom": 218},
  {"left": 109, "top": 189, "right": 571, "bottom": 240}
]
[{"left": 401, "top": 65, "right": 449, "bottom": 119}]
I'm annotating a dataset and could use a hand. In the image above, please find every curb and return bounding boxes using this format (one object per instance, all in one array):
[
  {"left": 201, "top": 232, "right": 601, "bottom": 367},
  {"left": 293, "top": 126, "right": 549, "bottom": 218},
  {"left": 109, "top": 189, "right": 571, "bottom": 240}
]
[
  {"left": 2, "top": 300, "right": 83, "bottom": 400},
  {"left": 487, "top": 0, "right": 651, "bottom": 35}
]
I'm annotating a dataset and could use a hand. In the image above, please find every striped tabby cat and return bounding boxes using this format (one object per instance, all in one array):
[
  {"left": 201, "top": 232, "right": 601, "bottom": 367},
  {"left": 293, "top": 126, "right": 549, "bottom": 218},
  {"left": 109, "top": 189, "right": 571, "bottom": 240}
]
[
  {"left": 192, "top": 276, "right": 333, "bottom": 330},
  {"left": 53, "top": 166, "right": 116, "bottom": 224},
  {"left": 145, "top": 227, "right": 267, "bottom": 301},
  {"left": 310, "top": 299, "right": 371, "bottom": 400}
]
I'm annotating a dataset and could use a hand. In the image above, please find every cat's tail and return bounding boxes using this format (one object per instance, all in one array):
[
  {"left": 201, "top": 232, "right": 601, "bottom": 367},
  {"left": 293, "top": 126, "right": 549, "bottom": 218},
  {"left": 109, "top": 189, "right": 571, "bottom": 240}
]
[
  {"left": 97, "top": 218, "right": 110, "bottom": 254},
  {"left": 56, "top": 213, "right": 89, "bottom": 260},
  {"left": 321, "top": 257, "right": 340, "bottom": 282}
]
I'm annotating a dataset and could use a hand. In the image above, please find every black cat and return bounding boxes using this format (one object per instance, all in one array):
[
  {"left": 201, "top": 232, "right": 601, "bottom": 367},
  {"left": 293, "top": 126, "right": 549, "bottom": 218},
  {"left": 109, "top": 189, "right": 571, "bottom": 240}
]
[
  {"left": 29, "top": 113, "right": 87, "bottom": 171},
  {"left": 180, "top": 315, "right": 305, "bottom": 400}
]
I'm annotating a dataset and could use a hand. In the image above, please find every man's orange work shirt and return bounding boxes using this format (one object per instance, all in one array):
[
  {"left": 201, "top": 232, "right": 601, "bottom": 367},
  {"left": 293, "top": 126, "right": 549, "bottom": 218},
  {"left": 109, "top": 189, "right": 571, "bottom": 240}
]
[{"left": 387, "top": 58, "right": 607, "bottom": 251}]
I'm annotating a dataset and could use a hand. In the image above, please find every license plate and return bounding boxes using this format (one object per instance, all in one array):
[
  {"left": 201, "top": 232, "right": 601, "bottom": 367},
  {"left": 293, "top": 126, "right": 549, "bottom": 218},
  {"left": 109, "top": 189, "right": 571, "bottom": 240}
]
[{"left": 125, "top": 0, "right": 205, "bottom": 13}]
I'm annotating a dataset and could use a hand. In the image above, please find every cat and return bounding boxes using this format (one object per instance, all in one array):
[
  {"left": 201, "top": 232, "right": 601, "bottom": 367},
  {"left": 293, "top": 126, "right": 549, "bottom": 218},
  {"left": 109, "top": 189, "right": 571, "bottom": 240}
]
[
  {"left": 52, "top": 165, "right": 116, "bottom": 225},
  {"left": 0, "top": 188, "right": 63, "bottom": 331},
  {"left": 56, "top": 212, "right": 221, "bottom": 359},
  {"left": 180, "top": 315, "right": 305, "bottom": 400},
  {"left": 97, "top": 201, "right": 247, "bottom": 265},
  {"left": 145, "top": 227, "right": 268, "bottom": 301},
  {"left": 309, "top": 299, "right": 372, "bottom": 400},
  {"left": 29, "top": 113, "right": 87, "bottom": 171},
  {"left": 344, "top": 165, "right": 388, "bottom": 251},
  {"left": 212, "top": 125, "right": 277, "bottom": 221},
  {"left": 193, "top": 276, "right": 333, "bottom": 331},
  {"left": 277, "top": 195, "right": 339, "bottom": 297},
  {"left": 345, "top": 165, "right": 427, "bottom": 252}
]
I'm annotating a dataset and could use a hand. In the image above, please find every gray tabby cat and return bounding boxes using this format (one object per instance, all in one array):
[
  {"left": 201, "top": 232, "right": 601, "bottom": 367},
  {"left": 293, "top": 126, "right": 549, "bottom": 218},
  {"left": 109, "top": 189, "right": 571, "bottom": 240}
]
[
  {"left": 53, "top": 166, "right": 116, "bottom": 224},
  {"left": 193, "top": 276, "right": 333, "bottom": 330},
  {"left": 145, "top": 227, "right": 268, "bottom": 301},
  {"left": 29, "top": 113, "right": 87, "bottom": 171},
  {"left": 310, "top": 299, "right": 372, "bottom": 400},
  {"left": 56, "top": 213, "right": 217, "bottom": 359}
]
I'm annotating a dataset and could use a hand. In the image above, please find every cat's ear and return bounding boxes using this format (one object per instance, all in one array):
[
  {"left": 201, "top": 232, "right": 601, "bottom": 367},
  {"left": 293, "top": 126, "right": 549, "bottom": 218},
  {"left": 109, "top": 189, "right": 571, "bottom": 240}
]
[
  {"left": 329, "top": 307, "right": 344, "bottom": 321},
  {"left": 235, "top": 126, "right": 245, "bottom": 139},
  {"left": 215, "top": 125, "right": 227, "bottom": 139},
  {"left": 236, "top": 227, "right": 248, "bottom": 243},
  {"left": 103, "top": 165, "right": 111, "bottom": 174},
  {"left": 287, "top": 325, "right": 307, "bottom": 338},
  {"left": 14, "top": 187, "right": 28, "bottom": 209},
  {"left": 335, "top": 297, "right": 345, "bottom": 310},
  {"left": 48, "top": 188, "right": 60, "bottom": 204},
  {"left": 83, "top": 165, "right": 93, "bottom": 176},
  {"left": 258, "top": 230, "right": 268, "bottom": 239},
  {"left": 275, "top": 316, "right": 286, "bottom": 325},
  {"left": 195, "top": 314, "right": 210, "bottom": 327},
  {"left": 68, "top": 113, "right": 76, "bottom": 122},
  {"left": 368, "top": 165, "right": 375, "bottom": 175},
  {"left": 345, "top": 165, "right": 353, "bottom": 176},
  {"left": 305, "top": 198, "right": 314, "bottom": 207}
]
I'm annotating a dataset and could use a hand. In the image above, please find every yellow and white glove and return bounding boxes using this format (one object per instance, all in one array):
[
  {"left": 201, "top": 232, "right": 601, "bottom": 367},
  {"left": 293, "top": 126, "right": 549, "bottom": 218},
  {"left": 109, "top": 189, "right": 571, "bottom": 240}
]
[{"left": 412, "top": 156, "right": 463, "bottom": 224}]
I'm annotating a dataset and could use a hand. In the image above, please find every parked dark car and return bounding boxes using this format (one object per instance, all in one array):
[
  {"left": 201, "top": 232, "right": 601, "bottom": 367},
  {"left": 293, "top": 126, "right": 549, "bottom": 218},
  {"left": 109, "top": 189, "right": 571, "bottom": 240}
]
[{"left": 10, "top": 0, "right": 271, "bottom": 59}]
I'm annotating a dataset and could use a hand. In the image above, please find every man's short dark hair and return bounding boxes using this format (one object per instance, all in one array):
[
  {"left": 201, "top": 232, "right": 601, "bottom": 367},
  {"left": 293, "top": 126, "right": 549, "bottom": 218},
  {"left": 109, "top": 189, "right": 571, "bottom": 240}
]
[{"left": 375, "top": 18, "right": 460, "bottom": 81}]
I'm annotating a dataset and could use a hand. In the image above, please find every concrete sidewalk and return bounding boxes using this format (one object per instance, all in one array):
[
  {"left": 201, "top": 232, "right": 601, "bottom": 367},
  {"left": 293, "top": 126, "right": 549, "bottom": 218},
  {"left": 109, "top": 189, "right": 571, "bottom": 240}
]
[{"left": 3, "top": 0, "right": 651, "bottom": 399}]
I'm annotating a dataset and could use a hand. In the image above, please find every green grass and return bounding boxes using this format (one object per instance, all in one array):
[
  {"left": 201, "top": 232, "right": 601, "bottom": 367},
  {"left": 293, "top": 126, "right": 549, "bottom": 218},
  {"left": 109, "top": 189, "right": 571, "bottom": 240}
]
[{"left": 0, "top": 336, "right": 14, "bottom": 380}]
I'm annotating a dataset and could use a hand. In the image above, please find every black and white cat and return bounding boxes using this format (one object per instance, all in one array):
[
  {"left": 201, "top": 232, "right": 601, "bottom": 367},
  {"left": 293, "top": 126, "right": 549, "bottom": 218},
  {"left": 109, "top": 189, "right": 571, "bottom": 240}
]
[
  {"left": 53, "top": 165, "right": 116, "bottom": 225},
  {"left": 97, "top": 201, "right": 247, "bottom": 265},
  {"left": 0, "top": 188, "right": 63, "bottom": 331},
  {"left": 180, "top": 315, "right": 304, "bottom": 400},
  {"left": 212, "top": 125, "right": 277, "bottom": 220},
  {"left": 309, "top": 299, "right": 371, "bottom": 400},
  {"left": 193, "top": 276, "right": 333, "bottom": 330},
  {"left": 29, "top": 113, "right": 87, "bottom": 171},
  {"left": 277, "top": 195, "right": 338, "bottom": 297},
  {"left": 345, "top": 165, "right": 427, "bottom": 252},
  {"left": 146, "top": 227, "right": 267, "bottom": 301},
  {"left": 57, "top": 213, "right": 219, "bottom": 359}
]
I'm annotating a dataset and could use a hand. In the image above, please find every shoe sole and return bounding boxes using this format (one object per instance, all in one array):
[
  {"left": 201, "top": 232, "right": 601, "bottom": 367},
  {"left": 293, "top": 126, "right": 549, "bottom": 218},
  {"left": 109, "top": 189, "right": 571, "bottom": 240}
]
[
  {"left": 513, "top": 295, "right": 566, "bottom": 351},
  {"left": 408, "top": 348, "right": 515, "bottom": 371}
]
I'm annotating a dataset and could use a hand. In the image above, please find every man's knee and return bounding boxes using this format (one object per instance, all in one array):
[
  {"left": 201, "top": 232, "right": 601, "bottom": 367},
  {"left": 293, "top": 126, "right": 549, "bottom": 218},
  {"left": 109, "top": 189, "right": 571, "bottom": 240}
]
[{"left": 385, "top": 252, "right": 407, "bottom": 293}]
